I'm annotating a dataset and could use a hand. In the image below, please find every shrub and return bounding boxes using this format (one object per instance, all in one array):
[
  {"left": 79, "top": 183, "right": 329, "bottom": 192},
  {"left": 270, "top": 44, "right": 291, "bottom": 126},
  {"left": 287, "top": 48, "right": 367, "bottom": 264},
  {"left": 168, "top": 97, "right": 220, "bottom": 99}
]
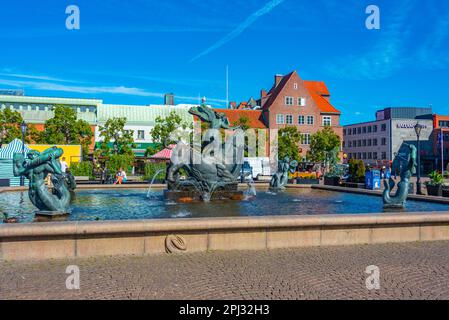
[
  {"left": 144, "top": 162, "right": 167, "bottom": 181},
  {"left": 70, "top": 161, "right": 93, "bottom": 178},
  {"left": 106, "top": 154, "right": 134, "bottom": 174},
  {"left": 427, "top": 171, "right": 444, "bottom": 186},
  {"left": 348, "top": 159, "right": 365, "bottom": 183}
]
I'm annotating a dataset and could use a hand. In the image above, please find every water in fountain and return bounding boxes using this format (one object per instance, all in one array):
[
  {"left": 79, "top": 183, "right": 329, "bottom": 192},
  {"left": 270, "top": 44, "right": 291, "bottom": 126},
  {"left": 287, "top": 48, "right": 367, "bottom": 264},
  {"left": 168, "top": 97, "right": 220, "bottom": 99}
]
[{"left": 146, "top": 169, "right": 166, "bottom": 199}]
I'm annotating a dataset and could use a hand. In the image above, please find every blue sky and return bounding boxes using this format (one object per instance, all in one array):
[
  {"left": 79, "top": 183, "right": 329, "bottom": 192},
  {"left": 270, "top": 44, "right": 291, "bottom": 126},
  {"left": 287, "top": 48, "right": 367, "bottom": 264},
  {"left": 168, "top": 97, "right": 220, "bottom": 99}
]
[{"left": 0, "top": 0, "right": 448, "bottom": 125}]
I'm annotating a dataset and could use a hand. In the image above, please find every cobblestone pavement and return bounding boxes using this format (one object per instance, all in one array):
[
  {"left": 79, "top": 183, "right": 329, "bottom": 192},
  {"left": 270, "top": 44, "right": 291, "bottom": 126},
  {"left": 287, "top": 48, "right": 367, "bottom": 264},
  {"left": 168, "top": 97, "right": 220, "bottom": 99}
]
[{"left": 1, "top": 241, "right": 449, "bottom": 300}]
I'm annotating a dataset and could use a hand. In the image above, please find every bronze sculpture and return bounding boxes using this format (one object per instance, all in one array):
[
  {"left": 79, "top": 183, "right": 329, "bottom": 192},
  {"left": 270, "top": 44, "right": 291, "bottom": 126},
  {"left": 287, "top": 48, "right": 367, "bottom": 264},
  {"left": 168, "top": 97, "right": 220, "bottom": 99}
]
[
  {"left": 269, "top": 156, "right": 298, "bottom": 191},
  {"left": 383, "top": 144, "right": 417, "bottom": 208},
  {"left": 13, "top": 146, "right": 76, "bottom": 213},
  {"left": 165, "top": 102, "right": 244, "bottom": 200}
]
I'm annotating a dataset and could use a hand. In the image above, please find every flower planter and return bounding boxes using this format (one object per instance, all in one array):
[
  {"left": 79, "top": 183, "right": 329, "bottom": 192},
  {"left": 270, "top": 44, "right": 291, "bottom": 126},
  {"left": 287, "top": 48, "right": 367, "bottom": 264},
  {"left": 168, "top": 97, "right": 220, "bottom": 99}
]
[
  {"left": 296, "top": 178, "right": 320, "bottom": 185},
  {"left": 324, "top": 176, "right": 340, "bottom": 186},
  {"left": 443, "top": 187, "right": 449, "bottom": 198},
  {"left": 426, "top": 184, "right": 443, "bottom": 197}
]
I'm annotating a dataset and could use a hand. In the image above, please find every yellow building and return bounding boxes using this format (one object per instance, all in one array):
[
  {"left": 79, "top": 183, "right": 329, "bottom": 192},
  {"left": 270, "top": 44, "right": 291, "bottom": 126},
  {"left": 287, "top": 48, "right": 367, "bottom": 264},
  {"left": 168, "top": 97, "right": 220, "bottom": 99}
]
[{"left": 27, "top": 144, "right": 83, "bottom": 167}]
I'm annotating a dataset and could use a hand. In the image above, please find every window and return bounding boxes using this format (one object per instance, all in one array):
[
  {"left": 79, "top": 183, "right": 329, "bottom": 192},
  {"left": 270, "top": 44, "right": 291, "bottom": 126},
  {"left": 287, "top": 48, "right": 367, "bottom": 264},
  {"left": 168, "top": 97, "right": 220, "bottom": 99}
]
[
  {"left": 363, "top": 140, "right": 367, "bottom": 147},
  {"left": 348, "top": 129, "right": 352, "bottom": 136},
  {"left": 297, "top": 97, "right": 306, "bottom": 106},
  {"left": 298, "top": 115, "right": 305, "bottom": 125},
  {"left": 276, "top": 114, "right": 285, "bottom": 124},
  {"left": 352, "top": 128, "right": 356, "bottom": 135},
  {"left": 343, "top": 129, "right": 347, "bottom": 136},
  {"left": 357, "top": 127, "right": 361, "bottom": 134},
  {"left": 322, "top": 116, "right": 332, "bottom": 126},
  {"left": 439, "top": 121, "right": 449, "bottom": 128},
  {"left": 137, "top": 130, "right": 145, "bottom": 140},
  {"left": 363, "top": 127, "right": 367, "bottom": 134},
  {"left": 342, "top": 141, "right": 346, "bottom": 148},
  {"left": 363, "top": 152, "right": 367, "bottom": 160},
  {"left": 286, "top": 114, "right": 293, "bottom": 124},
  {"left": 358, "top": 140, "right": 362, "bottom": 147},
  {"left": 348, "top": 141, "right": 352, "bottom": 147},
  {"left": 368, "top": 152, "right": 372, "bottom": 159},
  {"left": 373, "top": 139, "right": 378, "bottom": 146},
  {"left": 307, "top": 116, "right": 314, "bottom": 125},
  {"left": 302, "top": 133, "right": 311, "bottom": 145},
  {"left": 293, "top": 83, "right": 298, "bottom": 90},
  {"left": 285, "top": 96, "right": 294, "bottom": 106},
  {"left": 368, "top": 126, "right": 372, "bottom": 133},
  {"left": 381, "top": 152, "right": 387, "bottom": 160},
  {"left": 358, "top": 153, "right": 362, "bottom": 159},
  {"left": 367, "top": 139, "right": 372, "bottom": 147},
  {"left": 373, "top": 152, "right": 378, "bottom": 160},
  {"left": 381, "top": 138, "right": 387, "bottom": 145},
  {"left": 373, "top": 125, "right": 378, "bottom": 132},
  {"left": 381, "top": 124, "right": 387, "bottom": 131}
]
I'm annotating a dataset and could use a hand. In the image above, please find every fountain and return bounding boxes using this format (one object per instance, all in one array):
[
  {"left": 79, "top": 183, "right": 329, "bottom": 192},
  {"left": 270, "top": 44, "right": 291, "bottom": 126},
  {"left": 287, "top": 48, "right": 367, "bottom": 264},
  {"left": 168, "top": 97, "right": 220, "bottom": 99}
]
[
  {"left": 146, "top": 168, "right": 166, "bottom": 199},
  {"left": 164, "top": 101, "right": 245, "bottom": 202}
]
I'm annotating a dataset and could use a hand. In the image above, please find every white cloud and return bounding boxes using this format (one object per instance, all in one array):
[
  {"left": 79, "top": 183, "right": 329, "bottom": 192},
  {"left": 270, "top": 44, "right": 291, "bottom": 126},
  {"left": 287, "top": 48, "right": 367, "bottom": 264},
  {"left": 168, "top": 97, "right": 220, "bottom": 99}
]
[
  {"left": 0, "top": 78, "right": 226, "bottom": 104},
  {"left": 190, "top": 0, "right": 285, "bottom": 62}
]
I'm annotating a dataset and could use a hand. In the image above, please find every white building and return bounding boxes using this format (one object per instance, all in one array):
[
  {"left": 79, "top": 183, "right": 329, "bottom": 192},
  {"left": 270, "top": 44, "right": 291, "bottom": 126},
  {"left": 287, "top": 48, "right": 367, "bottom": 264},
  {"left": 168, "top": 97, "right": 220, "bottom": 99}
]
[{"left": 343, "top": 107, "right": 434, "bottom": 172}]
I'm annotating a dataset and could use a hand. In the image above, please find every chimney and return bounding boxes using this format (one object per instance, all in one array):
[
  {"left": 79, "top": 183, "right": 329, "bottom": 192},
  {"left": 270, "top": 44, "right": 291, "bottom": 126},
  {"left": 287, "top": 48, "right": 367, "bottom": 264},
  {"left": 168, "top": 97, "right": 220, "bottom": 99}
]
[
  {"left": 274, "top": 74, "right": 283, "bottom": 87},
  {"left": 260, "top": 89, "right": 267, "bottom": 99},
  {"left": 164, "top": 93, "right": 175, "bottom": 105}
]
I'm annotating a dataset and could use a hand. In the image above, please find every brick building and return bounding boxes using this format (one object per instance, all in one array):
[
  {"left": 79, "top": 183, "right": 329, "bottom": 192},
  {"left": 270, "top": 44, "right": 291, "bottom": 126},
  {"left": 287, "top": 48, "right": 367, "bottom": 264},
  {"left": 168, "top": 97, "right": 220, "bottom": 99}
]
[{"left": 257, "top": 71, "right": 342, "bottom": 158}]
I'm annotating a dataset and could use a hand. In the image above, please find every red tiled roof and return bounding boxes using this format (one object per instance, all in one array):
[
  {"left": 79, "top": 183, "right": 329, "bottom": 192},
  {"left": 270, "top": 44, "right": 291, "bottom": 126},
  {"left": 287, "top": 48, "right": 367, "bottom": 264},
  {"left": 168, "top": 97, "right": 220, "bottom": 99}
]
[
  {"left": 213, "top": 109, "right": 267, "bottom": 128},
  {"left": 262, "top": 71, "right": 341, "bottom": 114},
  {"left": 304, "top": 81, "right": 340, "bottom": 114},
  {"left": 303, "top": 81, "right": 330, "bottom": 96}
]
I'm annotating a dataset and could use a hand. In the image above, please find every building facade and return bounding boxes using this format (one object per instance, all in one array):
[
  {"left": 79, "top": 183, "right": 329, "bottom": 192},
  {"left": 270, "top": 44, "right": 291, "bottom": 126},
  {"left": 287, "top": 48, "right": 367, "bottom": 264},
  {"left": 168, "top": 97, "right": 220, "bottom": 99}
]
[
  {"left": 96, "top": 103, "right": 195, "bottom": 156},
  {"left": 257, "top": 71, "right": 343, "bottom": 159},
  {"left": 343, "top": 107, "right": 435, "bottom": 172},
  {"left": 0, "top": 94, "right": 100, "bottom": 151}
]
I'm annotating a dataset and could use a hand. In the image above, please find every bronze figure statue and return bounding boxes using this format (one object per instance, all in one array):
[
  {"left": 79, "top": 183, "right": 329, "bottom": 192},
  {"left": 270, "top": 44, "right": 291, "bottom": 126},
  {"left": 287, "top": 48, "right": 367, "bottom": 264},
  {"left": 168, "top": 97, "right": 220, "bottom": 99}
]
[
  {"left": 13, "top": 147, "right": 76, "bottom": 213},
  {"left": 383, "top": 144, "right": 417, "bottom": 208}
]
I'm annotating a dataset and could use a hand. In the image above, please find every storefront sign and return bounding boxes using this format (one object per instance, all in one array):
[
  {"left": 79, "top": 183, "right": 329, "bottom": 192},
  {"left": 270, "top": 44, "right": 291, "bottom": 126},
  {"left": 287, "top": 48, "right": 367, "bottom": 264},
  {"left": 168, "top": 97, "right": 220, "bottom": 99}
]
[{"left": 396, "top": 123, "right": 428, "bottom": 129}]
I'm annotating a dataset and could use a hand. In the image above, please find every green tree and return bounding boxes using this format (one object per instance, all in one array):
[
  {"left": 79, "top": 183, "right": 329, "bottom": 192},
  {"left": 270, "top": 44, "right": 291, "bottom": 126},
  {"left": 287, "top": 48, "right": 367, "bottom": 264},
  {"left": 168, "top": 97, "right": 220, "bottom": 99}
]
[
  {"left": 39, "top": 105, "right": 93, "bottom": 156},
  {"left": 96, "top": 117, "right": 136, "bottom": 174},
  {"left": 97, "top": 117, "right": 135, "bottom": 156},
  {"left": 308, "top": 127, "right": 341, "bottom": 163},
  {"left": 232, "top": 115, "right": 251, "bottom": 131},
  {"left": 150, "top": 111, "right": 190, "bottom": 150},
  {"left": 278, "top": 126, "right": 302, "bottom": 161},
  {"left": 0, "top": 108, "right": 41, "bottom": 146}
]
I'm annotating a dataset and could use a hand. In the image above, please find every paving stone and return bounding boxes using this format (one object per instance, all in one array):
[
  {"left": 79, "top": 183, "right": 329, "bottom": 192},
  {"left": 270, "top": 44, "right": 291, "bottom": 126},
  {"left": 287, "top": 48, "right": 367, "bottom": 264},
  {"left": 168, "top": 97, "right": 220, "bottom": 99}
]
[{"left": 1, "top": 241, "right": 449, "bottom": 299}]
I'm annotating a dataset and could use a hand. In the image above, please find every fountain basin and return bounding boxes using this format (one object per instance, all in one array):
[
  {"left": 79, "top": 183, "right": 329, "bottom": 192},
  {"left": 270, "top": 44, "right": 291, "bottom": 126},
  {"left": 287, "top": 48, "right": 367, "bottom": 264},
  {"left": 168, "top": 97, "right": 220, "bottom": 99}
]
[{"left": 2, "top": 212, "right": 449, "bottom": 261}]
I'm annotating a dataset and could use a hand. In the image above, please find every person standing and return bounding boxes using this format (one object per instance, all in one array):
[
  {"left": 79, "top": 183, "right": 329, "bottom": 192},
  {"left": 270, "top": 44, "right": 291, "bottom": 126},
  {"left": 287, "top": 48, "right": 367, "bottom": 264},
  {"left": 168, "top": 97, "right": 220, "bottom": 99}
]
[{"left": 60, "top": 157, "right": 68, "bottom": 173}]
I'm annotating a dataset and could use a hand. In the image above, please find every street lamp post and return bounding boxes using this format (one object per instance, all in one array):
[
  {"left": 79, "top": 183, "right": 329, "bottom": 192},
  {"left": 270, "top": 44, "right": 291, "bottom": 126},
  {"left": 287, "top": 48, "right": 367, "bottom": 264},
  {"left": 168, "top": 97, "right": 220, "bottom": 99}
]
[
  {"left": 20, "top": 121, "right": 27, "bottom": 187},
  {"left": 414, "top": 122, "right": 423, "bottom": 195}
]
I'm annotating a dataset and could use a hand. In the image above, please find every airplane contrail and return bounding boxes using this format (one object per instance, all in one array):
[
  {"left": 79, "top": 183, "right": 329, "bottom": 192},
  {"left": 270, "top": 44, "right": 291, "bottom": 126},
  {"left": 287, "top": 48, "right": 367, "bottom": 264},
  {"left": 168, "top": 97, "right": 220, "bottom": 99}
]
[{"left": 190, "top": 0, "right": 285, "bottom": 62}]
